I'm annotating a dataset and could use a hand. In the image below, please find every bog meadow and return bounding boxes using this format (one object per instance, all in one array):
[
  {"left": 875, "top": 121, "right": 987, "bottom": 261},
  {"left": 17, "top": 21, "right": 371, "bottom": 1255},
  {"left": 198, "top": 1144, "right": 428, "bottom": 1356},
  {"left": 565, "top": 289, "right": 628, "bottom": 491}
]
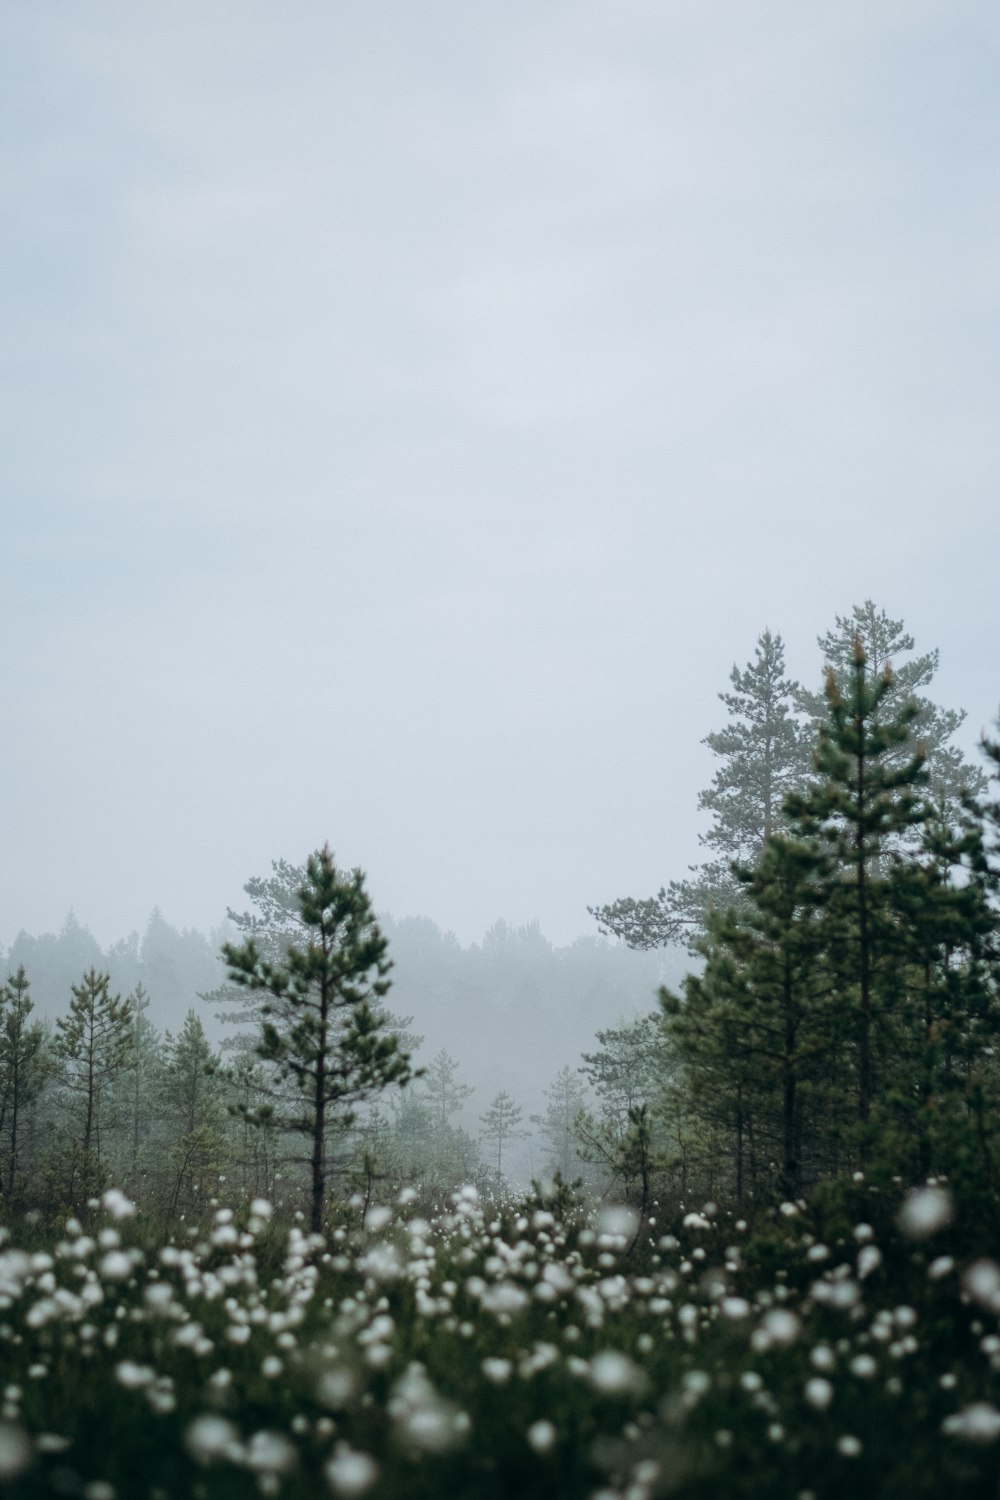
[{"left": 3, "top": 604, "right": 1000, "bottom": 1497}]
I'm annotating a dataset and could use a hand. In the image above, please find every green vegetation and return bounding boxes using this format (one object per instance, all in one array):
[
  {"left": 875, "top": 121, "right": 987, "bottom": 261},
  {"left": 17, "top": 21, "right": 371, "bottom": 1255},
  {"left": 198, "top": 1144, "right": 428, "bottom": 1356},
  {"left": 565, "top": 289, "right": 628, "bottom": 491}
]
[{"left": 3, "top": 599, "right": 1000, "bottom": 1494}]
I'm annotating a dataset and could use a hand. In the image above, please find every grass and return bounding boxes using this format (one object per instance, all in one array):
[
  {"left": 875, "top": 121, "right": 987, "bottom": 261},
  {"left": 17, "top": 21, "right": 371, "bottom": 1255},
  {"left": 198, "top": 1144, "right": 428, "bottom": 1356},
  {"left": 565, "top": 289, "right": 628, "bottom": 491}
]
[{"left": 1, "top": 1177, "right": 1000, "bottom": 1498}]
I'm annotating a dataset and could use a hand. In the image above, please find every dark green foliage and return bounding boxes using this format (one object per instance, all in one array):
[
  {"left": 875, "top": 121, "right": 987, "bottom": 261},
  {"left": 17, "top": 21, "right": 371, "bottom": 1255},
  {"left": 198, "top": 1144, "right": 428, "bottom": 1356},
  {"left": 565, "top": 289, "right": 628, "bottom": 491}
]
[
  {"left": 592, "top": 608, "right": 979, "bottom": 956},
  {"left": 784, "top": 641, "right": 930, "bottom": 1126},
  {"left": 797, "top": 600, "right": 986, "bottom": 816},
  {"left": 662, "top": 637, "right": 1000, "bottom": 1209},
  {"left": 157, "top": 1009, "right": 229, "bottom": 1214},
  {"left": 0, "top": 966, "right": 49, "bottom": 1204},
  {"left": 54, "top": 969, "right": 133, "bottom": 1167},
  {"left": 223, "top": 846, "right": 416, "bottom": 1232}
]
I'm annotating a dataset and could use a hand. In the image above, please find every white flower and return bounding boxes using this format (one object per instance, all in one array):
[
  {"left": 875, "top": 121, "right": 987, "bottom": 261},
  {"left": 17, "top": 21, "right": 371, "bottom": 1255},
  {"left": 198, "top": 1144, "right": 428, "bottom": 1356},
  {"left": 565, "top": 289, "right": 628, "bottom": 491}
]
[
  {"left": 589, "top": 1351, "right": 647, "bottom": 1396},
  {"left": 753, "top": 1309, "right": 801, "bottom": 1350},
  {"left": 598, "top": 1206, "right": 639, "bottom": 1240},
  {"left": 0, "top": 1423, "right": 31, "bottom": 1480},
  {"left": 964, "top": 1260, "right": 1000, "bottom": 1308},
  {"left": 114, "top": 1362, "right": 154, "bottom": 1391},
  {"left": 99, "top": 1251, "right": 133, "bottom": 1282},
  {"left": 804, "top": 1378, "right": 833, "bottom": 1410},
  {"left": 244, "top": 1430, "right": 296, "bottom": 1474},
  {"left": 526, "top": 1419, "right": 557, "bottom": 1453},
  {"left": 857, "top": 1245, "right": 882, "bottom": 1280},
  {"left": 943, "top": 1404, "right": 1000, "bottom": 1443},
  {"left": 480, "top": 1283, "right": 529, "bottom": 1317},
  {"left": 101, "top": 1189, "right": 136, "bottom": 1221},
  {"left": 357, "top": 1244, "right": 403, "bottom": 1282},
  {"left": 481, "top": 1358, "right": 512, "bottom": 1385},
  {"left": 898, "top": 1186, "right": 954, "bottom": 1239},
  {"left": 836, "top": 1435, "right": 862, "bottom": 1457},
  {"left": 325, "top": 1446, "right": 379, "bottom": 1496},
  {"left": 185, "top": 1415, "right": 241, "bottom": 1465}
]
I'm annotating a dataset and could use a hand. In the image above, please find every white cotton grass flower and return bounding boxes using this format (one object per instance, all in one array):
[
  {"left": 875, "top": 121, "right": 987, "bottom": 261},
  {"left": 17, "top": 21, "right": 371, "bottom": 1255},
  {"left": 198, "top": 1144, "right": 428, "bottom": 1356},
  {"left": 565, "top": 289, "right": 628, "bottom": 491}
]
[
  {"left": 597, "top": 1205, "right": 639, "bottom": 1242},
  {"left": 526, "top": 1419, "right": 557, "bottom": 1453},
  {"left": 244, "top": 1430, "right": 296, "bottom": 1476},
  {"left": 481, "top": 1358, "right": 512, "bottom": 1384},
  {"left": 836, "top": 1435, "right": 862, "bottom": 1457},
  {"left": 752, "top": 1309, "right": 801, "bottom": 1351},
  {"left": 357, "top": 1243, "right": 404, "bottom": 1282},
  {"left": 897, "top": 1185, "right": 954, "bottom": 1239},
  {"left": 588, "top": 1351, "right": 648, "bottom": 1397},
  {"left": 804, "top": 1378, "right": 833, "bottom": 1410},
  {"left": 942, "top": 1404, "right": 1000, "bottom": 1443},
  {"left": 480, "top": 1282, "right": 529, "bottom": 1317},
  {"left": 250, "top": 1199, "right": 272, "bottom": 1220},
  {"left": 101, "top": 1189, "right": 136, "bottom": 1221},
  {"left": 388, "top": 1364, "right": 468, "bottom": 1453},
  {"left": 114, "top": 1362, "right": 155, "bottom": 1391},
  {"left": 316, "top": 1366, "right": 357, "bottom": 1410},
  {"left": 857, "top": 1245, "right": 882, "bottom": 1279},
  {"left": 325, "top": 1445, "right": 379, "bottom": 1496},
  {"left": 963, "top": 1260, "right": 1000, "bottom": 1309},
  {"left": 0, "top": 1422, "right": 31, "bottom": 1480},
  {"left": 98, "top": 1251, "right": 133, "bottom": 1282},
  {"left": 184, "top": 1414, "right": 242, "bottom": 1465},
  {"left": 364, "top": 1206, "right": 393, "bottom": 1233}
]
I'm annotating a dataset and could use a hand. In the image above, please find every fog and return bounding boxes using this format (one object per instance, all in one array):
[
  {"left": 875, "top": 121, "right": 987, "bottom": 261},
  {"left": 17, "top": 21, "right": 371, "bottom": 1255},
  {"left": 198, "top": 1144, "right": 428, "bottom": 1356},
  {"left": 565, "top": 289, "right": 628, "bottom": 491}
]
[{"left": 3, "top": 4, "right": 1000, "bottom": 1158}]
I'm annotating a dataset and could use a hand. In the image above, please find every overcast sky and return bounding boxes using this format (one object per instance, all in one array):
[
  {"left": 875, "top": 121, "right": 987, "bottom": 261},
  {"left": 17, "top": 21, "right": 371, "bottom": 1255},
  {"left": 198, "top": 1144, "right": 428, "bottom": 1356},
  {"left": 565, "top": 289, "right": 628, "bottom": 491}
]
[{"left": 3, "top": 2, "right": 1000, "bottom": 952}]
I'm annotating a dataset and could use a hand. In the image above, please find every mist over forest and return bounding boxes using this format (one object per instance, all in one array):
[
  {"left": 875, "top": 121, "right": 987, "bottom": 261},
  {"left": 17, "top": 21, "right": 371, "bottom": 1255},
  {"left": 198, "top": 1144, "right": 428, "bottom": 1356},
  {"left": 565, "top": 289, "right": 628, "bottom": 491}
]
[
  {"left": 1, "top": 902, "right": 670, "bottom": 1182},
  {"left": 5, "top": 3, "right": 1000, "bottom": 1494}
]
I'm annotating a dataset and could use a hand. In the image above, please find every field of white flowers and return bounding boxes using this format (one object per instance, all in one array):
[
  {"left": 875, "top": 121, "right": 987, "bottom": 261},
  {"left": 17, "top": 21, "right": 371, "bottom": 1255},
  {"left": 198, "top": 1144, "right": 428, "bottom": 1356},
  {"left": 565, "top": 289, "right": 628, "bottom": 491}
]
[{"left": 1, "top": 1178, "right": 999, "bottom": 1499}]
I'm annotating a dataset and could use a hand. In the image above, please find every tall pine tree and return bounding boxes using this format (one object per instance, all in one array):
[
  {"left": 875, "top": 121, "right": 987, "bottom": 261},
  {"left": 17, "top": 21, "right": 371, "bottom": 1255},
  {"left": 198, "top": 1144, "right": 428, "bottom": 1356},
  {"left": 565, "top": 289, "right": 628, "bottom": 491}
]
[
  {"left": 591, "top": 630, "right": 810, "bottom": 950},
  {"left": 223, "top": 846, "right": 415, "bottom": 1232}
]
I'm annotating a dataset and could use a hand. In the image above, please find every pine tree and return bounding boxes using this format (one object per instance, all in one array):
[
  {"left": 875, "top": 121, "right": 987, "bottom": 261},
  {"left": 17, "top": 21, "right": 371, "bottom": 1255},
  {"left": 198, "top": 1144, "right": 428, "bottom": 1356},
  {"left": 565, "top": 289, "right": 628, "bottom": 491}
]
[
  {"left": 531, "top": 1065, "right": 590, "bottom": 1181},
  {"left": 797, "top": 601, "right": 986, "bottom": 817},
  {"left": 662, "top": 833, "right": 837, "bottom": 1200},
  {"left": 55, "top": 970, "right": 133, "bottom": 1172},
  {"left": 882, "top": 804, "right": 1000, "bottom": 1184},
  {"left": 0, "top": 966, "right": 49, "bottom": 1204},
  {"left": 422, "top": 1049, "right": 474, "bottom": 1136},
  {"left": 479, "top": 1089, "right": 527, "bottom": 1173},
  {"left": 223, "top": 846, "right": 416, "bottom": 1232},
  {"left": 204, "top": 859, "right": 309, "bottom": 1050},
  {"left": 107, "top": 982, "right": 162, "bottom": 1200},
  {"left": 591, "top": 630, "right": 810, "bottom": 950},
  {"left": 785, "top": 641, "right": 929, "bottom": 1128},
  {"left": 575, "top": 1015, "right": 673, "bottom": 1201},
  {"left": 158, "top": 1010, "right": 229, "bottom": 1215}
]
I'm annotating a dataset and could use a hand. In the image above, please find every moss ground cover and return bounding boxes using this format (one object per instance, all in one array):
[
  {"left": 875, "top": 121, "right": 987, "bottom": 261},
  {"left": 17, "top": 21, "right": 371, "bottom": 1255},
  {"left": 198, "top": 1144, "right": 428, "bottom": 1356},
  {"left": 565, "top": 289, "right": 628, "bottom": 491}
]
[{"left": 1, "top": 1179, "right": 1000, "bottom": 1499}]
